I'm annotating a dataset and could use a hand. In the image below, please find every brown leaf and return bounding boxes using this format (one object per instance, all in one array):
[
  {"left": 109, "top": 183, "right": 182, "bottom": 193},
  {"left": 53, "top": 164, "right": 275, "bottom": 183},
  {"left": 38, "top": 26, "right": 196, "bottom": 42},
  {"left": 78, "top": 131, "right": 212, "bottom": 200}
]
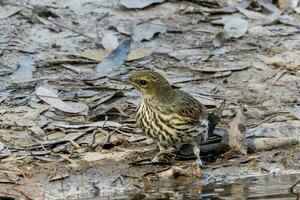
[
  {"left": 258, "top": 51, "right": 300, "bottom": 72},
  {"left": 227, "top": 106, "right": 247, "bottom": 155},
  {"left": 82, "top": 151, "right": 130, "bottom": 162}
]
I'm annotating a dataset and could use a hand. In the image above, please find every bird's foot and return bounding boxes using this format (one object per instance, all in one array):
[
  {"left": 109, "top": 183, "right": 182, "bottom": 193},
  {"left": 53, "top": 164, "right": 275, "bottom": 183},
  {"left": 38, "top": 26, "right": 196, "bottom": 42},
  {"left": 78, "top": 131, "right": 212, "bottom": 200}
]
[{"left": 151, "top": 152, "right": 163, "bottom": 163}]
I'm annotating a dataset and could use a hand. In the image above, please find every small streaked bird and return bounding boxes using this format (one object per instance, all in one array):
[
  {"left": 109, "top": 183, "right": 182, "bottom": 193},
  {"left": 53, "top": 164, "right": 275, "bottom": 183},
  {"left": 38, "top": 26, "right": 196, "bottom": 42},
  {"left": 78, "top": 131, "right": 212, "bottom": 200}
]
[{"left": 127, "top": 70, "right": 211, "bottom": 166}]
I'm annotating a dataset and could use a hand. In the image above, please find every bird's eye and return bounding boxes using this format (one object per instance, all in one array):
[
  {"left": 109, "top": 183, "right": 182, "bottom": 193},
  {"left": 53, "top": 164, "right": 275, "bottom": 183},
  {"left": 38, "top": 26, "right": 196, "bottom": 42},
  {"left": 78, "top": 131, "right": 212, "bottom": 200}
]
[{"left": 140, "top": 80, "right": 147, "bottom": 86}]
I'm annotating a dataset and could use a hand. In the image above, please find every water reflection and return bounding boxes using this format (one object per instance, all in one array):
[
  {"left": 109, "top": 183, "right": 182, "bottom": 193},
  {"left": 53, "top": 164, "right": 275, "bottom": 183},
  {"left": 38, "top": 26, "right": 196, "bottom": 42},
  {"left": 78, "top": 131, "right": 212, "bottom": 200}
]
[{"left": 138, "top": 174, "right": 300, "bottom": 199}]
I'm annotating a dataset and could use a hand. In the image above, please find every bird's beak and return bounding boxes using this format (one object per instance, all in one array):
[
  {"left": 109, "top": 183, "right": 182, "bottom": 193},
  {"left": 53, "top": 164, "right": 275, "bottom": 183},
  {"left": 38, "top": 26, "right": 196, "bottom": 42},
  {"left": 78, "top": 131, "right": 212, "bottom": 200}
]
[{"left": 108, "top": 77, "right": 135, "bottom": 86}]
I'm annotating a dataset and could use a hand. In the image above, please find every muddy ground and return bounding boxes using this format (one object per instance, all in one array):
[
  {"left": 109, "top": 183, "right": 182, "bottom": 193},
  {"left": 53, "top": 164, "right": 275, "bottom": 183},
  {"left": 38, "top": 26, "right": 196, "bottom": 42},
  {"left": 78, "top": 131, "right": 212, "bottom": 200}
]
[{"left": 0, "top": 0, "right": 300, "bottom": 199}]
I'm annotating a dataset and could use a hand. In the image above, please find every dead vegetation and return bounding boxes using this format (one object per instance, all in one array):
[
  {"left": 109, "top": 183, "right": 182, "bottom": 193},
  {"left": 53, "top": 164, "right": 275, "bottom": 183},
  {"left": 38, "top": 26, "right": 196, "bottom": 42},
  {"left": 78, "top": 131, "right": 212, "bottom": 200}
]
[{"left": 0, "top": 0, "right": 300, "bottom": 198}]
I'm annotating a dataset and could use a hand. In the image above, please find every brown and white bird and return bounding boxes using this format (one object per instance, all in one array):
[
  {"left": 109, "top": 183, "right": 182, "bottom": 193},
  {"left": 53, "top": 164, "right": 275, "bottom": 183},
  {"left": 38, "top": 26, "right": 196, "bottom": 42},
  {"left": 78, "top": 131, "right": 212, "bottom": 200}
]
[{"left": 127, "top": 70, "right": 211, "bottom": 166}]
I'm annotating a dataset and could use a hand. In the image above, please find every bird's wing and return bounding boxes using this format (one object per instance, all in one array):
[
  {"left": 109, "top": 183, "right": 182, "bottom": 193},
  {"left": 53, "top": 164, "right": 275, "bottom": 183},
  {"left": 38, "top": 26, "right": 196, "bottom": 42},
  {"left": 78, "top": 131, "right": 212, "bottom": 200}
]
[{"left": 171, "top": 90, "right": 208, "bottom": 123}]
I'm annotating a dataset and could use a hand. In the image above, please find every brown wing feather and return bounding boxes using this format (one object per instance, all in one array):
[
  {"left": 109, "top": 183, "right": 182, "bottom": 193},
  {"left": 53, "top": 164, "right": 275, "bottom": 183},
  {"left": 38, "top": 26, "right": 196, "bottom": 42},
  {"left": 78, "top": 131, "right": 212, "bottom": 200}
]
[{"left": 171, "top": 90, "right": 207, "bottom": 123}]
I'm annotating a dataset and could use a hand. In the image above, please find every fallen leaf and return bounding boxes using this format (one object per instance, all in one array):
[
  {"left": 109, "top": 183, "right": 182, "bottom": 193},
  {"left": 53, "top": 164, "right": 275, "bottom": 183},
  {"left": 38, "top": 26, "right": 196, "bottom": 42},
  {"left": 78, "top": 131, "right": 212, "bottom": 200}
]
[
  {"left": 213, "top": 31, "right": 225, "bottom": 47},
  {"left": 248, "top": 26, "right": 274, "bottom": 36},
  {"left": 101, "top": 32, "right": 119, "bottom": 50},
  {"left": 278, "top": 14, "right": 300, "bottom": 28},
  {"left": 212, "top": 47, "right": 229, "bottom": 55},
  {"left": 36, "top": 86, "right": 84, "bottom": 114},
  {"left": 194, "top": 2, "right": 249, "bottom": 14},
  {"left": 27, "top": 132, "right": 87, "bottom": 148},
  {"left": 132, "top": 21, "right": 167, "bottom": 42},
  {"left": 227, "top": 106, "right": 247, "bottom": 155},
  {"left": 79, "top": 48, "right": 151, "bottom": 62},
  {"left": 10, "top": 56, "right": 36, "bottom": 82},
  {"left": 180, "top": 87, "right": 218, "bottom": 107},
  {"left": 252, "top": 10, "right": 282, "bottom": 26},
  {"left": 258, "top": 51, "right": 300, "bottom": 72},
  {"left": 79, "top": 49, "right": 109, "bottom": 61},
  {"left": 49, "top": 173, "right": 69, "bottom": 182},
  {"left": 157, "top": 165, "right": 201, "bottom": 178},
  {"left": 0, "top": 141, "right": 5, "bottom": 151},
  {"left": 112, "top": 23, "right": 132, "bottom": 35},
  {"left": 0, "top": 6, "right": 22, "bottom": 19},
  {"left": 82, "top": 151, "right": 129, "bottom": 162},
  {"left": 248, "top": 120, "right": 300, "bottom": 139},
  {"left": 248, "top": 137, "right": 299, "bottom": 153},
  {"left": 53, "top": 121, "right": 121, "bottom": 129},
  {"left": 237, "top": 7, "right": 265, "bottom": 19},
  {"left": 191, "top": 65, "right": 249, "bottom": 73},
  {"left": 212, "top": 71, "right": 232, "bottom": 78},
  {"left": 94, "top": 39, "right": 131, "bottom": 78},
  {"left": 289, "top": 106, "right": 300, "bottom": 120},
  {"left": 120, "top": 0, "right": 166, "bottom": 9},
  {"left": 223, "top": 15, "right": 249, "bottom": 38},
  {"left": 127, "top": 48, "right": 153, "bottom": 61}
]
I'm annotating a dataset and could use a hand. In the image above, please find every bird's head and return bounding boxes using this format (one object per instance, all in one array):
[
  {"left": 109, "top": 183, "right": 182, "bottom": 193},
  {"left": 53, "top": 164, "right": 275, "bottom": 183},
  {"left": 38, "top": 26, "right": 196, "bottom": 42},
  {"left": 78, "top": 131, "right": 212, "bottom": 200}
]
[{"left": 127, "top": 70, "right": 172, "bottom": 97}]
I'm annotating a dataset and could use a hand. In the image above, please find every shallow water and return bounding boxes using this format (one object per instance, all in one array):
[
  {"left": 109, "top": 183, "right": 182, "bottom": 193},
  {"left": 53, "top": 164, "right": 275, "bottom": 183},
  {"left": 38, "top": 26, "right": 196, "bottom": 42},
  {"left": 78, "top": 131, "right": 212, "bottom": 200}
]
[{"left": 97, "top": 173, "right": 300, "bottom": 200}]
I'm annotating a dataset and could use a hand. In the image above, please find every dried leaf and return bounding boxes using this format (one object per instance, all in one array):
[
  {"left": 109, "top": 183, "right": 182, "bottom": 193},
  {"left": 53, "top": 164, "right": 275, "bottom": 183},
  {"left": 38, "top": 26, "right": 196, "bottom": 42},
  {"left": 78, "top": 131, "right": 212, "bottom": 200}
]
[
  {"left": 248, "top": 26, "right": 274, "bottom": 37},
  {"left": 112, "top": 23, "right": 132, "bottom": 35},
  {"left": 227, "top": 106, "right": 247, "bottom": 155},
  {"left": 248, "top": 137, "right": 299, "bottom": 153},
  {"left": 223, "top": 16, "right": 249, "bottom": 38},
  {"left": 10, "top": 56, "right": 36, "bottom": 82},
  {"left": 79, "top": 48, "right": 151, "bottom": 62},
  {"left": 0, "top": 6, "right": 22, "bottom": 19},
  {"left": 237, "top": 7, "right": 265, "bottom": 19},
  {"left": 258, "top": 51, "right": 300, "bottom": 72},
  {"left": 157, "top": 165, "right": 201, "bottom": 178},
  {"left": 278, "top": 14, "right": 300, "bottom": 28},
  {"left": 248, "top": 120, "right": 300, "bottom": 138},
  {"left": 101, "top": 33, "right": 119, "bottom": 50},
  {"left": 0, "top": 141, "right": 5, "bottom": 151},
  {"left": 213, "top": 31, "right": 225, "bottom": 47},
  {"left": 289, "top": 106, "right": 300, "bottom": 120},
  {"left": 212, "top": 47, "right": 229, "bottom": 55},
  {"left": 53, "top": 121, "right": 121, "bottom": 129},
  {"left": 120, "top": 0, "right": 166, "bottom": 9},
  {"left": 127, "top": 48, "right": 153, "bottom": 61},
  {"left": 252, "top": 11, "right": 282, "bottom": 26},
  {"left": 79, "top": 49, "right": 109, "bottom": 61},
  {"left": 132, "top": 21, "right": 167, "bottom": 42},
  {"left": 94, "top": 39, "right": 131, "bottom": 77},
  {"left": 36, "top": 86, "right": 83, "bottom": 114},
  {"left": 191, "top": 65, "right": 249, "bottom": 73},
  {"left": 82, "top": 151, "right": 129, "bottom": 162},
  {"left": 49, "top": 173, "right": 69, "bottom": 182}
]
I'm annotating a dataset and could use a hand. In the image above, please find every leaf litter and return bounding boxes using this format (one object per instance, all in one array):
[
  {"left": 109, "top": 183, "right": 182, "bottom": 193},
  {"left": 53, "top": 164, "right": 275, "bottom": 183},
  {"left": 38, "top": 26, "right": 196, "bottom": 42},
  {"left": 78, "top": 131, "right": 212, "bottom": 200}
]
[{"left": 1, "top": 0, "right": 300, "bottom": 199}]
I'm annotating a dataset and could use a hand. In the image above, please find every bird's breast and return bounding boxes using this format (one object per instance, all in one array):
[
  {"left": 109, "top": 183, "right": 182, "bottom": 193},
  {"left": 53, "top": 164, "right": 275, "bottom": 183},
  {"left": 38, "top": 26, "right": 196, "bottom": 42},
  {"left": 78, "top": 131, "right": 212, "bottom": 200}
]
[{"left": 136, "top": 100, "right": 208, "bottom": 146}]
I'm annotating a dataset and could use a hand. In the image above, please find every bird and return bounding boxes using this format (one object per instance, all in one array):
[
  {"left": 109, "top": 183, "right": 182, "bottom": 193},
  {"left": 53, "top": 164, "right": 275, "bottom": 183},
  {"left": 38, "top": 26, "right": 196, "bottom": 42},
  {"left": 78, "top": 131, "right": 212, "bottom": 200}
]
[{"left": 126, "top": 70, "right": 211, "bottom": 166}]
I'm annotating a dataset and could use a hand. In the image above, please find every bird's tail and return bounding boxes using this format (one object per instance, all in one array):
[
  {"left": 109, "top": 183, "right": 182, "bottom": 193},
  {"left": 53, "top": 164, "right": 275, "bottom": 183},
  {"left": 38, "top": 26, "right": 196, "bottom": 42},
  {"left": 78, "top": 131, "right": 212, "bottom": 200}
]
[{"left": 208, "top": 99, "right": 226, "bottom": 135}]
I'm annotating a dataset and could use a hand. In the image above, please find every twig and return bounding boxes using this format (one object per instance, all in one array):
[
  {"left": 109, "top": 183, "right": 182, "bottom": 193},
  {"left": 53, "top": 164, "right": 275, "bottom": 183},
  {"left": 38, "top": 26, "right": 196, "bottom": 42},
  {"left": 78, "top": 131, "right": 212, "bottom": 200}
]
[
  {"left": 47, "top": 19, "right": 95, "bottom": 41},
  {"left": 18, "top": 169, "right": 45, "bottom": 200},
  {"left": 289, "top": 180, "right": 300, "bottom": 200},
  {"left": 272, "top": 69, "right": 286, "bottom": 85},
  {"left": 38, "top": 58, "right": 98, "bottom": 67},
  {"left": 129, "top": 158, "right": 172, "bottom": 166},
  {"left": 246, "top": 112, "right": 287, "bottom": 128}
]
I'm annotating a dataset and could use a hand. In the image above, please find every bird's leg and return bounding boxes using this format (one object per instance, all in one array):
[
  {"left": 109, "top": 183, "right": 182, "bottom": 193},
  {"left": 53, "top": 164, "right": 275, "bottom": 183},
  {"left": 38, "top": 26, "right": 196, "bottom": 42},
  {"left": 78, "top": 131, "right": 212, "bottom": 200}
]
[
  {"left": 151, "top": 143, "right": 165, "bottom": 162},
  {"left": 151, "top": 143, "right": 176, "bottom": 162},
  {"left": 192, "top": 142, "right": 203, "bottom": 167}
]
